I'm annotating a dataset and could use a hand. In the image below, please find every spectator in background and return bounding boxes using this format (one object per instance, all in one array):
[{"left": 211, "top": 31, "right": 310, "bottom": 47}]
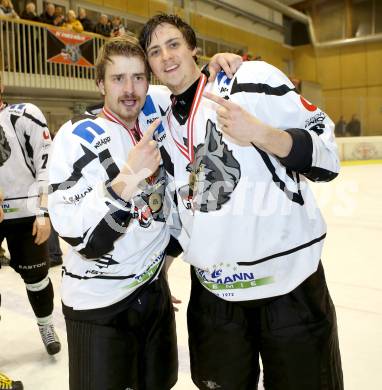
[
  {"left": 19, "top": 1, "right": 41, "bottom": 73},
  {"left": 20, "top": 1, "right": 40, "bottom": 22},
  {"left": 39, "top": 2, "right": 55, "bottom": 25},
  {"left": 335, "top": 116, "right": 347, "bottom": 137},
  {"left": 110, "top": 16, "right": 126, "bottom": 37},
  {"left": 53, "top": 6, "right": 64, "bottom": 27},
  {"left": 0, "top": 0, "right": 19, "bottom": 18},
  {"left": 78, "top": 7, "right": 93, "bottom": 33},
  {"left": 94, "top": 14, "right": 112, "bottom": 37},
  {"left": 0, "top": 0, "right": 19, "bottom": 71},
  {"left": 242, "top": 51, "right": 253, "bottom": 61},
  {"left": 62, "top": 9, "right": 83, "bottom": 33},
  {"left": 346, "top": 114, "right": 361, "bottom": 137}
]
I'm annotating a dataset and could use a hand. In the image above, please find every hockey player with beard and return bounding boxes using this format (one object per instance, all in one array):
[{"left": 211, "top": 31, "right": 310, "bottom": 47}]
[
  {"left": 48, "top": 36, "right": 177, "bottom": 390},
  {"left": 0, "top": 75, "right": 61, "bottom": 358},
  {"left": 140, "top": 14, "right": 344, "bottom": 390},
  {"left": 48, "top": 35, "right": 242, "bottom": 390}
]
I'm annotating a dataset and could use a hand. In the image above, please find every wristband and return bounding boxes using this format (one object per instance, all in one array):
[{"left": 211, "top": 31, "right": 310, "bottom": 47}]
[
  {"left": 38, "top": 207, "right": 49, "bottom": 218},
  {"left": 105, "top": 180, "right": 133, "bottom": 211}
]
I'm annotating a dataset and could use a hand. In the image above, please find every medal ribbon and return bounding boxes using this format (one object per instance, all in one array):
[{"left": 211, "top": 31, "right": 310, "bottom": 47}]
[
  {"left": 102, "top": 106, "right": 159, "bottom": 185},
  {"left": 102, "top": 107, "right": 142, "bottom": 145},
  {"left": 167, "top": 73, "right": 208, "bottom": 163}
]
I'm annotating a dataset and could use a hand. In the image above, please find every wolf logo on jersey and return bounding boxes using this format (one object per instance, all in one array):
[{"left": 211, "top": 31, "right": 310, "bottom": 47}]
[
  {"left": 179, "top": 119, "right": 241, "bottom": 213},
  {"left": 0, "top": 125, "right": 11, "bottom": 167}
]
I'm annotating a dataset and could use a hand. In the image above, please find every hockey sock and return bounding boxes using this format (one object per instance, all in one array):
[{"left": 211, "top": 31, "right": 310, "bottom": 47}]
[{"left": 25, "top": 276, "right": 54, "bottom": 318}]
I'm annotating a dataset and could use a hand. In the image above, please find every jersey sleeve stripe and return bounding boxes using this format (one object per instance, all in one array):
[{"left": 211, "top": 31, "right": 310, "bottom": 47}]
[
  {"left": 230, "top": 78, "right": 296, "bottom": 96},
  {"left": 23, "top": 112, "right": 48, "bottom": 128},
  {"left": 49, "top": 144, "right": 97, "bottom": 193}
]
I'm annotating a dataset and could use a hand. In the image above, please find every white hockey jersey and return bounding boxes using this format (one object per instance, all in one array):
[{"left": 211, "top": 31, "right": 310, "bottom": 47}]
[
  {"left": 0, "top": 103, "right": 51, "bottom": 219},
  {"left": 48, "top": 85, "right": 173, "bottom": 311},
  {"left": 159, "top": 61, "right": 340, "bottom": 301}
]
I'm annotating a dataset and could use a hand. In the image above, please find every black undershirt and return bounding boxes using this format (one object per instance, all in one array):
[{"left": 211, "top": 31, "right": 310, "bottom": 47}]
[
  {"left": 170, "top": 67, "right": 209, "bottom": 125},
  {"left": 170, "top": 77, "right": 200, "bottom": 125}
]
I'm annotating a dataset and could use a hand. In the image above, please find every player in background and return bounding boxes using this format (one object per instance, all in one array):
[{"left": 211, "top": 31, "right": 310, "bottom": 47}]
[
  {"left": 0, "top": 74, "right": 61, "bottom": 356},
  {"left": 0, "top": 191, "right": 24, "bottom": 390}
]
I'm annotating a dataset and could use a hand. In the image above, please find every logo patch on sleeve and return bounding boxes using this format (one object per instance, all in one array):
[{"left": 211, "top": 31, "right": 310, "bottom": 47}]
[{"left": 300, "top": 96, "right": 317, "bottom": 112}]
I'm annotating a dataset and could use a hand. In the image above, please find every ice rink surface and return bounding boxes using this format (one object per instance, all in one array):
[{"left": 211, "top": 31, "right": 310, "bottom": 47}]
[{"left": 1, "top": 163, "right": 381, "bottom": 389}]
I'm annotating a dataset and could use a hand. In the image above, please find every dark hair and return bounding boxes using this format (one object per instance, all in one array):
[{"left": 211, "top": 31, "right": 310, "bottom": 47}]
[
  {"left": 139, "top": 13, "right": 197, "bottom": 61},
  {"left": 95, "top": 35, "right": 150, "bottom": 84}
]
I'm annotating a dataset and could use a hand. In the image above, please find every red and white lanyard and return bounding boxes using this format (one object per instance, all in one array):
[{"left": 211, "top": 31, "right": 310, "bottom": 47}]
[
  {"left": 102, "top": 107, "right": 142, "bottom": 145},
  {"left": 167, "top": 73, "right": 208, "bottom": 163}
]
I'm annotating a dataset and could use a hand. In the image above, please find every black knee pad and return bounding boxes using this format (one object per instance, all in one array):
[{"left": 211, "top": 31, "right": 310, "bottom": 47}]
[
  {"left": 17, "top": 258, "right": 49, "bottom": 284},
  {"left": 26, "top": 276, "right": 54, "bottom": 318}
]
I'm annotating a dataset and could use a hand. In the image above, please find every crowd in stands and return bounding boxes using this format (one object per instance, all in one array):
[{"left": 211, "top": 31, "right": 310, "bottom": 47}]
[
  {"left": 0, "top": 0, "right": 19, "bottom": 18},
  {"left": 0, "top": 1, "right": 129, "bottom": 37},
  {"left": 335, "top": 115, "right": 362, "bottom": 137}
]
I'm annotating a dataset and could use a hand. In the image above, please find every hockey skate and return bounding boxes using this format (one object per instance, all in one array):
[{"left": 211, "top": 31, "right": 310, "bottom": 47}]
[
  {"left": 0, "top": 372, "right": 23, "bottom": 390},
  {"left": 38, "top": 323, "right": 61, "bottom": 355}
]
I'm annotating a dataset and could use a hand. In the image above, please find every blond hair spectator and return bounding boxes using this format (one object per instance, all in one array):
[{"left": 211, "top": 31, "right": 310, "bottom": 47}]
[
  {"left": 62, "top": 9, "right": 83, "bottom": 33},
  {"left": 0, "top": 0, "right": 19, "bottom": 19}
]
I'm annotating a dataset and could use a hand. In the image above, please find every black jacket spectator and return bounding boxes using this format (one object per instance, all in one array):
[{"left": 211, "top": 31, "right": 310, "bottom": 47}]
[
  {"left": 20, "top": 2, "right": 40, "bottom": 22},
  {"left": 346, "top": 115, "right": 361, "bottom": 137},
  {"left": 94, "top": 14, "right": 112, "bottom": 37},
  {"left": 334, "top": 116, "right": 346, "bottom": 137},
  {"left": 79, "top": 16, "right": 93, "bottom": 32},
  {"left": 78, "top": 8, "right": 94, "bottom": 33},
  {"left": 21, "top": 11, "right": 40, "bottom": 21},
  {"left": 40, "top": 11, "right": 55, "bottom": 24}
]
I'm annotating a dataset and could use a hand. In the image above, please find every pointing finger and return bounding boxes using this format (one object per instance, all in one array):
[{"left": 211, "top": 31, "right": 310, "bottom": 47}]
[
  {"left": 140, "top": 118, "right": 161, "bottom": 144},
  {"left": 203, "top": 91, "right": 232, "bottom": 109}
]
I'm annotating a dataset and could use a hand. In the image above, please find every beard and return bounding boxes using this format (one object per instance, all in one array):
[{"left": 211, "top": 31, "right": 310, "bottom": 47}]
[{"left": 115, "top": 94, "right": 142, "bottom": 123}]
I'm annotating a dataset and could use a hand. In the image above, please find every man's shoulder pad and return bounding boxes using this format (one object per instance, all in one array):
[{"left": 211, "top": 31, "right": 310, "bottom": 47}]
[{"left": 7, "top": 103, "right": 28, "bottom": 116}]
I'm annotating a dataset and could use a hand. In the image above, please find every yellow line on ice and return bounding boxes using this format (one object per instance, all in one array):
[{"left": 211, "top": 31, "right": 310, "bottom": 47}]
[{"left": 341, "top": 159, "right": 382, "bottom": 166}]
